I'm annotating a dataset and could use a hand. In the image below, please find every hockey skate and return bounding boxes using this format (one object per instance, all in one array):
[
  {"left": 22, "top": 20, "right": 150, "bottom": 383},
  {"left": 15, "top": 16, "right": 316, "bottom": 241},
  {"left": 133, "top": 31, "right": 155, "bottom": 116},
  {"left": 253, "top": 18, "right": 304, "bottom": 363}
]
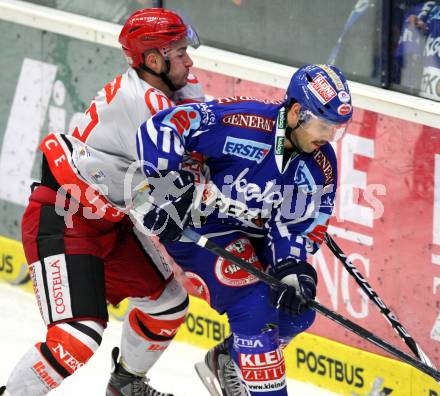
[
  {"left": 106, "top": 347, "right": 173, "bottom": 396},
  {"left": 195, "top": 336, "right": 248, "bottom": 396}
]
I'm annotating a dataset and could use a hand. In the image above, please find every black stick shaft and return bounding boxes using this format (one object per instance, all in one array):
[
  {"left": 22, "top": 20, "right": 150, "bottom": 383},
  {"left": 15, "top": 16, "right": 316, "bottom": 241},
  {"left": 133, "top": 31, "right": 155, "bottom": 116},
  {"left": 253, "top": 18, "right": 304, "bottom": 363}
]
[
  {"left": 182, "top": 228, "right": 440, "bottom": 382},
  {"left": 325, "top": 233, "right": 435, "bottom": 368}
]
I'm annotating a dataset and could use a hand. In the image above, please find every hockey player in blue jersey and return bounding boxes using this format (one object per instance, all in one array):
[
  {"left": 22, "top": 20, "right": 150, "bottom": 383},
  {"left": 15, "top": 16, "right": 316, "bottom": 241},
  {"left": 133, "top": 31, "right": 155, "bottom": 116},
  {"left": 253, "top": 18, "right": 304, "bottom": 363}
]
[
  {"left": 394, "top": 1, "right": 440, "bottom": 100},
  {"left": 134, "top": 64, "right": 353, "bottom": 395}
]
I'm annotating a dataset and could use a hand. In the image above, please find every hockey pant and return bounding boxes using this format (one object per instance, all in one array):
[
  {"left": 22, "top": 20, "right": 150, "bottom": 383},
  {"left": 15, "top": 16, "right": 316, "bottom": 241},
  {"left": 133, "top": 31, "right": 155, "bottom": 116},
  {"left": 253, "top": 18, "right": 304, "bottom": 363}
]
[
  {"left": 166, "top": 230, "right": 316, "bottom": 395},
  {"left": 5, "top": 186, "right": 188, "bottom": 395}
]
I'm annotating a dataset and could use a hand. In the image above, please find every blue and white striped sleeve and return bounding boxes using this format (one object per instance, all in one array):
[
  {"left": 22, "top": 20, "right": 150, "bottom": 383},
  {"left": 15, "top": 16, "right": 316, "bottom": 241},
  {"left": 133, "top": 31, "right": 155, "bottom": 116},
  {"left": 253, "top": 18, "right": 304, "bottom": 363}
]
[
  {"left": 136, "top": 117, "right": 184, "bottom": 176},
  {"left": 135, "top": 104, "right": 205, "bottom": 177},
  {"left": 267, "top": 142, "right": 338, "bottom": 266},
  {"left": 267, "top": 182, "right": 336, "bottom": 265}
]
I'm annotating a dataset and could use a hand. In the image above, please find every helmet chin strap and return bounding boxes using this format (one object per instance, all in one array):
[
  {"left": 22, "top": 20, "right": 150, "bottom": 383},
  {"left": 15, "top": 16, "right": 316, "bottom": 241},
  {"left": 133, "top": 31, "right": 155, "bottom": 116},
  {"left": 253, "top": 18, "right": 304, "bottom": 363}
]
[
  {"left": 285, "top": 123, "right": 303, "bottom": 152},
  {"left": 139, "top": 59, "right": 178, "bottom": 92},
  {"left": 283, "top": 103, "right": 303, "bottom": 152}
]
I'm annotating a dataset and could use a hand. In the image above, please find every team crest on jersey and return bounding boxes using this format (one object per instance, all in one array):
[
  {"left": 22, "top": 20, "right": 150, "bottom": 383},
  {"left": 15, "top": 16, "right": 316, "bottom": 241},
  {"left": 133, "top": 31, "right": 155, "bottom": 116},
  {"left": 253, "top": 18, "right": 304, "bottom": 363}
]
[
  {"left": 223, "top": 137, "right": 271, "bottom": 163},
  {"left": 214, "top": 238, "right": 263, "bottom": 287},
  {"left": 293, "top": 161, "right": 317, "bottom": 194},
  {"left": 162, "top": 106, "right": 202, "bottom": 138}
]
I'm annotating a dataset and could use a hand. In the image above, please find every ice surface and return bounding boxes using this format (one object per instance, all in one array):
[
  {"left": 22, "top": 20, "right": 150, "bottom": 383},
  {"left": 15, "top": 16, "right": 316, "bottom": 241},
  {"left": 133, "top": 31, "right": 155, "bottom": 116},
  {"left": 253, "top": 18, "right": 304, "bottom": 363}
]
[{"left": 0, "top": 283, "right": 340, "bottom": 395}]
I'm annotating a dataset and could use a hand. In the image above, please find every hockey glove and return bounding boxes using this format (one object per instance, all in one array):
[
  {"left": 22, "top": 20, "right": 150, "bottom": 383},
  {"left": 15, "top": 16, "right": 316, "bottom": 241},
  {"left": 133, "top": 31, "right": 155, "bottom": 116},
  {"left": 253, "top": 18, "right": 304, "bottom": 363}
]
[
  {"left": 269, "top": 259, "right": 317, "bottom": 315},
  {"left": 142, "top": 170, "right": 195, "bottom": 243}
]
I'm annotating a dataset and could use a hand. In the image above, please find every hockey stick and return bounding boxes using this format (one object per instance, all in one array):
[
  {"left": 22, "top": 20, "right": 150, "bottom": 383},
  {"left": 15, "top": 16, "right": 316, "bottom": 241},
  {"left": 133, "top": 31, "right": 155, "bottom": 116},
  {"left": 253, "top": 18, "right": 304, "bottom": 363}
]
[
  {"left": 327, "top": 0, "right": 373, "bottom": 64},
  {"left": 324, "top": 233, "right": 436, "bottom": 368},
  {"left": 182, "top": 228, "right": 440, "bottom": 382}
]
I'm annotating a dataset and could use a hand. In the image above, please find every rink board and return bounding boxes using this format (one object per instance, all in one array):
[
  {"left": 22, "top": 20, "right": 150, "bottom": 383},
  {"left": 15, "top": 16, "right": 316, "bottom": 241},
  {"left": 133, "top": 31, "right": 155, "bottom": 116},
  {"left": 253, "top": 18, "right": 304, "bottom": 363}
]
[
  {"left": 175, "top": 296, "right": 440, "bottom": 396},
  {"left": 1, "top": 235, "right": 439, "bottom": 396}
]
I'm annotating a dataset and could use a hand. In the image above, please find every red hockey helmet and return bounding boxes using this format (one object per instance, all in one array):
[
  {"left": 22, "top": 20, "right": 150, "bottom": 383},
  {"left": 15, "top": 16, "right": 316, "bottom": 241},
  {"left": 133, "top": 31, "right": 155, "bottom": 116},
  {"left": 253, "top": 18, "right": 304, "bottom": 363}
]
[{"left": 119, "top": 8, "right": 200, "bottom": 68}]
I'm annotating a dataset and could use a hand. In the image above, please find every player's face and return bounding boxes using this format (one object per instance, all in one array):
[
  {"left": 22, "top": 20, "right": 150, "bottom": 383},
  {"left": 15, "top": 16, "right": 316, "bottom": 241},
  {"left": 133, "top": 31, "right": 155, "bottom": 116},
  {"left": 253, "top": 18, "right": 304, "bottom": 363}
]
[
  {"left": 287, "top": 104, "right": 325, "bottom": 153},
  {"left": 166, "top": 39, "right": 194, "bottom": 89},
  {"left": 291, "top": 126, "right": 331, "bottom": 153},
  {"left": 287, "top": 105, "right": 348, "bottom": 153},
  {"left": 291, "top": 120, "right": 335, "bottom": 153}
]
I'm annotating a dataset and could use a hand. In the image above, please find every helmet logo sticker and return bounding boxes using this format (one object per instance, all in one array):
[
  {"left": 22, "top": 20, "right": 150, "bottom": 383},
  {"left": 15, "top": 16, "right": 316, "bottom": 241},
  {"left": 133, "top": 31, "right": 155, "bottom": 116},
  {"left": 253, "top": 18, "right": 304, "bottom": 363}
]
[
  {"left": 337, "top": 103, "right": 352, "bottom": 116},
  {"left": 338, "top": 91, "right": 351, "bottom": 103},
  {"left": 308, "top": 75, "right": 337, "bottom": 105},
  {"left": 318, "top": 64, "right": 345, "bottom": 90}
]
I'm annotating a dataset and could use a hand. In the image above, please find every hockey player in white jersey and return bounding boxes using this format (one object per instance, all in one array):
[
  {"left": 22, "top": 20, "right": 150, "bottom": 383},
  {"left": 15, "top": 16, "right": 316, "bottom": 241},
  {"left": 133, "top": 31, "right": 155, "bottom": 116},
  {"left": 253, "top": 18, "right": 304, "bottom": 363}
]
[{"left": 0, "top": 8, "right": 203, "bottom": 396}]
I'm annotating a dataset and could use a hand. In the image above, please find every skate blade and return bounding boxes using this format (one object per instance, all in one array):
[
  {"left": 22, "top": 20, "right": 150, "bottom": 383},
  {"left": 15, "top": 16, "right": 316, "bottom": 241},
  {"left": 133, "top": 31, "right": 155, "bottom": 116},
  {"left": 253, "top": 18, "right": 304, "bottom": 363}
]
[{"left": 195, "top": 361, "right": 223, "bottom": 396}]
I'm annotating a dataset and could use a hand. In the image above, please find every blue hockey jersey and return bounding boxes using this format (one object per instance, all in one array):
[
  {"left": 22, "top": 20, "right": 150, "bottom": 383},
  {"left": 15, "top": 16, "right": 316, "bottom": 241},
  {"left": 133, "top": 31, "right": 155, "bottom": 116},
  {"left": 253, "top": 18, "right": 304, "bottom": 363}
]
[
  {"left": 136, "top": 97, "right": 337, "bottom": 264},
  {"left": 421, "top": 3, "right": 440, "bottom": 100}
]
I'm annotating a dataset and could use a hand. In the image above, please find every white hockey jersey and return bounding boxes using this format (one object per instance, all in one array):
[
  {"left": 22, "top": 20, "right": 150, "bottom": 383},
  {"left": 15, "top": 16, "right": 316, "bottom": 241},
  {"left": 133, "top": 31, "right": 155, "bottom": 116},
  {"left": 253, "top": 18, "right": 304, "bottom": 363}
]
[{"left": 40, "top": 68, "right": 204, "bottom": 221}]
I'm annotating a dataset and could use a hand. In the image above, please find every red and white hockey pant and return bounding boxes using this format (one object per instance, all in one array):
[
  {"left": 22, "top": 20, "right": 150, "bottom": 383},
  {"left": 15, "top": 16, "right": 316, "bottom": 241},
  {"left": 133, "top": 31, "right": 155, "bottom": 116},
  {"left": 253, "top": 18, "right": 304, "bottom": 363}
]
[{"left": 6, "top": 186, "right": 188, "bottom": 393}]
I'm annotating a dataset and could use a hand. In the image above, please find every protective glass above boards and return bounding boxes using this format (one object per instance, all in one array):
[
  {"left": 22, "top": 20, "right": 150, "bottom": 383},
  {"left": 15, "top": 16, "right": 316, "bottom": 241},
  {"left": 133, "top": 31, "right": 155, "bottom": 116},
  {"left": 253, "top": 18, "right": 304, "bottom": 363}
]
[
  {"left": 164, "top": 0, "right": 386, "bottom": 87},
  {"left": 20, "top": 0, "right": 440, "bottom": 102},
  {"left": 21, "top": 0, "right": 160, "bottom": 24},
  {"left": 391, "top": 0, "right": 440, "bottom": 101}
]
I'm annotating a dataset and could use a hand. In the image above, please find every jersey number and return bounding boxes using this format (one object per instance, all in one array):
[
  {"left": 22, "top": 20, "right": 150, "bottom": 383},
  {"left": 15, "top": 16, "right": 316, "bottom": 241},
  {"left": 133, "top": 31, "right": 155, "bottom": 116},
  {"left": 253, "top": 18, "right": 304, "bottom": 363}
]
[
  {"left": 72, "top": 75, "right": 122, "bottom": 142},
  {"left": 72, "top": 102, "right": 99, "bottom": 142}
]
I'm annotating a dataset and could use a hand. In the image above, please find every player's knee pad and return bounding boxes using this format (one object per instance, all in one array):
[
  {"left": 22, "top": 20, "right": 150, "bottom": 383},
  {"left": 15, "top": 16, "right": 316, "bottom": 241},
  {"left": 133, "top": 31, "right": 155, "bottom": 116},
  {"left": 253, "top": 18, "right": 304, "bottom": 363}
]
[
  {"left": 121, "top": 279, "right": 189, "bottom": 374},
  {"left": 6, "top": 320, "right": 104, "bottom": 395},
  {"left": 231, "top": 328, "right": 287, "bottom": 395},
  {"left": 126, "top": 278, "right": 189, "bottom": 342},
  {"left": 41, "top": 320, "right": 104, "bottom": 377}
]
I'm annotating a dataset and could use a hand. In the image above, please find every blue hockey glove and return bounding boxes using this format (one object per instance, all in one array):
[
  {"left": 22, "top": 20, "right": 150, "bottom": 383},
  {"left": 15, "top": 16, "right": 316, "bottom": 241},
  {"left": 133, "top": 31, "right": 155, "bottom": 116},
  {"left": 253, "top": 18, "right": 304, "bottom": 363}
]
[
  {"left": 142, "top": 170, "right": 195, "bottom": 243},
  {"left": 269, "top": 259, "right": 317, "bottom": 315}
]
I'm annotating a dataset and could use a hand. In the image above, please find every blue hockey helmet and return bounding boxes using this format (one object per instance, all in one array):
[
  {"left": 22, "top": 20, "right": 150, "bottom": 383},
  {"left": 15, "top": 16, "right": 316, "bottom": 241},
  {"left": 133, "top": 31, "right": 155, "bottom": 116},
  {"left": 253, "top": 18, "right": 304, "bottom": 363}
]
[{"left": 285, "top": 64, "right": 353, "bottom": 141}]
